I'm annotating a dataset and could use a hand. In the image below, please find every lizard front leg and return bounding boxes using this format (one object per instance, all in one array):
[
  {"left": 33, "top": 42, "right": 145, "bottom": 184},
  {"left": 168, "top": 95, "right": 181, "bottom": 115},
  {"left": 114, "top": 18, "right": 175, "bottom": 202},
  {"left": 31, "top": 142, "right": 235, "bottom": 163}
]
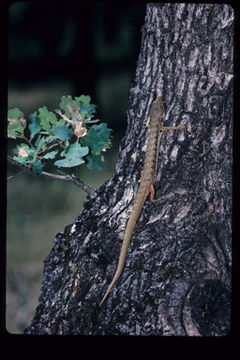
[{"left": 161, "top": 123, "right": 184, "bottom": 131}]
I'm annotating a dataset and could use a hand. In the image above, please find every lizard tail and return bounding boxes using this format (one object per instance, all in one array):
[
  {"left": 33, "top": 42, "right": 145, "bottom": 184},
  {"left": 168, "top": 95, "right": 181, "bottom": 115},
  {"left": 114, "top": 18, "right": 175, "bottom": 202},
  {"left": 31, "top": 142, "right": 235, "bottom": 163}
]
[
  {"left": 99, "top": 224, "right": 135, "bottom": 307},
  {"left": 99, "top": 271, "right": 121, "bottom": 307},
  {"left": 99, "top": 218, "right": 138, "bottom": 307},
  {"left": 99, "top": 190, "right": 148, "bottom": 307}
]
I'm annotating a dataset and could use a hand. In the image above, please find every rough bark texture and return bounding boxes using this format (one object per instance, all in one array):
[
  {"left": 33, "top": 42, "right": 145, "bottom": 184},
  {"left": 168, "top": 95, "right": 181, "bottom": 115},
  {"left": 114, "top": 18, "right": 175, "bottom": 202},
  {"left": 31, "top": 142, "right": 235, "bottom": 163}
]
[{"left": 25, "top": 3, "right": 233, "bottom": 336}]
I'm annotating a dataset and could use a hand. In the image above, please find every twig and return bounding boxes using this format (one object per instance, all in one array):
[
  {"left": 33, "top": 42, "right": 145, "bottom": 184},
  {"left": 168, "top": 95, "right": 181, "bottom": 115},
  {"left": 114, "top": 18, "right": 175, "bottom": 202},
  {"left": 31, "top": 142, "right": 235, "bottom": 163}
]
[
  {"left": 7, "top": 155, "right": 96, "bottom": 196},
  {"left": 38, "top": 142, "right": 59, "bottom": 157},
  {"left": 7, "top": 170, "right": 25, "bottom": 181}
]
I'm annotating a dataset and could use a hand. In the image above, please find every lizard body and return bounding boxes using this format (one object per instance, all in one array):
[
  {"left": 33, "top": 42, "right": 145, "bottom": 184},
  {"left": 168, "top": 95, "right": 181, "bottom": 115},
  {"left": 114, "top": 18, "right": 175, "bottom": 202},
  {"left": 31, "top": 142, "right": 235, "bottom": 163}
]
[{"left": 99, "top": 97, "right": 183, "bottom": 307}]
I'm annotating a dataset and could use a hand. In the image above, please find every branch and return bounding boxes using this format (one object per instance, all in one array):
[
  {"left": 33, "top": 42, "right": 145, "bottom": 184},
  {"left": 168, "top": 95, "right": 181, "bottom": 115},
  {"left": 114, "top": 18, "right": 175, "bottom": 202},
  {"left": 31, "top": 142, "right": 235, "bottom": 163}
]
[
  {"left": 7, "top": 170, "right": 25, "bottom": 181},
  {"left": 38, "top": 142, "right": 59, "bottom": 157},
  {"left": 7, "top": 155, "right": 96, "bottom": 196}
]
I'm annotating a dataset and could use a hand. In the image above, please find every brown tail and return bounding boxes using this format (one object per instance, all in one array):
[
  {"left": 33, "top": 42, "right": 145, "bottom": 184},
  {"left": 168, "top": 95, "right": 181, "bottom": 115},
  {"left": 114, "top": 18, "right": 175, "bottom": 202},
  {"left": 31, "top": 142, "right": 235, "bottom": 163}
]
[{"left": 99, "top": 193, "right": 147, "bottom": 307}]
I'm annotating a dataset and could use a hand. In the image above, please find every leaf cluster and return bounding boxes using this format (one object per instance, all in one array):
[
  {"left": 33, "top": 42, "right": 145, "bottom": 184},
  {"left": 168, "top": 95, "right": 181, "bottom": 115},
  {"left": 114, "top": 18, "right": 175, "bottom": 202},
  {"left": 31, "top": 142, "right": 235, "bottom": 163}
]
[{"left": 8, "top": 95, "right": 112, "bottom": 174}]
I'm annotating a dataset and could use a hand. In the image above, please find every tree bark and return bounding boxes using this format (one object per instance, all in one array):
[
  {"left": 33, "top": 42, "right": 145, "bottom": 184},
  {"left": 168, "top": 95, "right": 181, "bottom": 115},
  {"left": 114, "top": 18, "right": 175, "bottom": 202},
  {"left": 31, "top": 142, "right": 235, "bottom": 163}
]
[{"left": 25, "top": 3, "right": 233, "bottom": 336}]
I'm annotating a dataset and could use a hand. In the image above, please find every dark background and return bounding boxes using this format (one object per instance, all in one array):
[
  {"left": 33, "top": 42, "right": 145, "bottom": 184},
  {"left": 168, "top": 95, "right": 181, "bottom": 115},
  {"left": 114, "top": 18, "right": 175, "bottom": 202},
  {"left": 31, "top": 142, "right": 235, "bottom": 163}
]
[{"left": 7, "top": 2, "right": 146, "bottom": 333}]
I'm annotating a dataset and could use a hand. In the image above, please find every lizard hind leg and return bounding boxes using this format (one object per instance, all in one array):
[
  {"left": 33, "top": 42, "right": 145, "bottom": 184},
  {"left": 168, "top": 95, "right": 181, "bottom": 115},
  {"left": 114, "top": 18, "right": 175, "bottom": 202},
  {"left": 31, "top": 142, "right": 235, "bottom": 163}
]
[
  {"left": 149, "top": 183, "right": 162, "bottom": 202},
  {"left": 146, "top": 115, "right": 151, "bottom": 128}
]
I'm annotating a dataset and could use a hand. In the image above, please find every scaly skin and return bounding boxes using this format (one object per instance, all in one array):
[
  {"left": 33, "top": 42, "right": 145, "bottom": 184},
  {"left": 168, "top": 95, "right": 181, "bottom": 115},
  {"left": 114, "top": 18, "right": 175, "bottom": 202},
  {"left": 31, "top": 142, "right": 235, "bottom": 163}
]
[{"left": 99, "top": 97, "right": 183, "bottom": 306}]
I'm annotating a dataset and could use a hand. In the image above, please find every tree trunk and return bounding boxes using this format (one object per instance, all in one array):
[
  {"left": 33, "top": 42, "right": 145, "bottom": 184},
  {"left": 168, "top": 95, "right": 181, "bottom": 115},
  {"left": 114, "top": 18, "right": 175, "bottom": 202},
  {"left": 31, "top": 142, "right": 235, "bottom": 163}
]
[{"left": 25, "top": 3, "right": 233, "bottom": 336}]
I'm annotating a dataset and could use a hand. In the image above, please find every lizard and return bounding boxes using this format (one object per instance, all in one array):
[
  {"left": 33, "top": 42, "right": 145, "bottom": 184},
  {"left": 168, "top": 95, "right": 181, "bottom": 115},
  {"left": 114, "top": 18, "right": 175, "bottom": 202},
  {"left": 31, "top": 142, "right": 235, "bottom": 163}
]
[{"left": 99, "top": 97, "right": 184, "bottom": 307}]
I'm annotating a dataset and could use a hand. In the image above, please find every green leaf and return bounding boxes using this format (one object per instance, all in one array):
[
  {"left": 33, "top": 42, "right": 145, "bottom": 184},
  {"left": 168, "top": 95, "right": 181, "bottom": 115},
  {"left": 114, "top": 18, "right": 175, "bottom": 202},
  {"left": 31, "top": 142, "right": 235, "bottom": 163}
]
[
  {"left": 25, "top": 151, "right": 37, "bottom": 164},
  {"left": 34, "top": 135, "right": 47, "bottom": 151},
  {"left": 13, "top": 156, "right": 29, "bottom": 164},
  {"left": 75, "top": 95, "right": 91, "bottom": 105},
  {"left": 8, "top": 122, "right": 25, "bottom": 139},
  {"left": 54, "top": 118, "right": 66, "bottom": 127},
  {"left": 86, "top": 154, "right": 103, "bottom": 171},
  {"left": 47, "top": 129, "right": 55, "bottom": 136},
  {"left": 80, "top": 123, "right": 112, "bottom": 155},
  {"left": 43, "top": 150, "right": 58, "bottom": 159},
  {"left": 8, "top": 128, "right": 16, "bottom": 139},
  {"left": 59, "top": 95, "right": 78, "bottom": 117},
  {"left": 32, "top": 159, "right": 43, "bottom": 175},
  {"left": 38, "top": 106, "right": 57, "bottom": 131},
  {"left": 54, "top": 141, "right": 89, "bottom": 168},
  {"left": 13, "top": 149, "right": 42, "bottom": 174},
  {"left": 8, "top": 108, "right": 24, "bottom": 120},
  {"left": 8, "top": 108, "right": 26, "bottom": 139},
  {"left": 13, "top": 144, "right": 37, "bottom": 164},
  {"left": 54, "top": 124, "right": 74, "bottom": 141},
  {"left": 29, "top": 112, "right": 41, "bottom": 139},
  {"left": 80, "top": 104, "right": 97, "bottom": 119},
  {"left": 59, "top": 95, "right": 95, "bottom": 118}
]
